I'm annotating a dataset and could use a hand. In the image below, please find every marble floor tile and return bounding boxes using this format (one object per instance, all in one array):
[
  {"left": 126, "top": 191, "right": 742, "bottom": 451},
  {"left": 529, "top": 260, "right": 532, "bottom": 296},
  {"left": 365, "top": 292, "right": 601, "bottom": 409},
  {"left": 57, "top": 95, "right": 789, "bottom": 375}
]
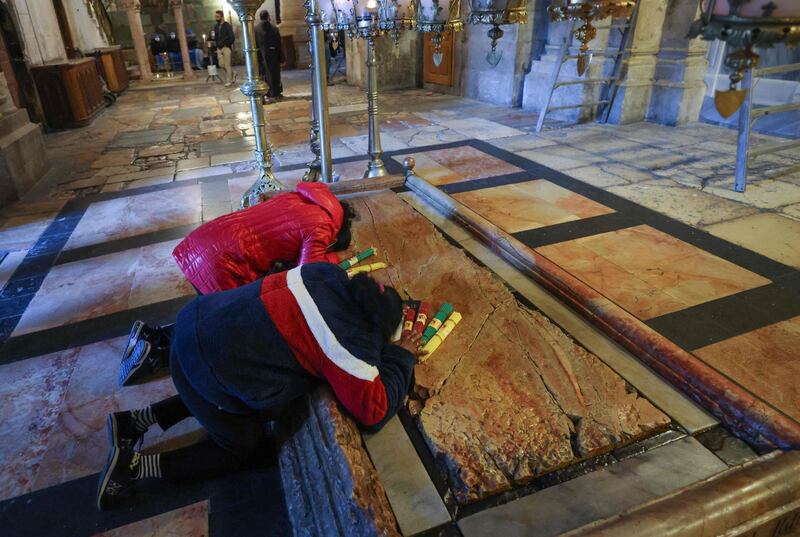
[
  {"left": 487, "top": 133, "right": 559, "bottom": 153},
  {"left": 104, "top": 166, "right": 176, "bottom": 186},
  {"left": 563, "top": 163, "right": 651, "bottom": 188},
  {"left": 14, "top": 239, "right": 194, "bottom": 336},
  {"left": 338, "top": 133, "right": 409, "bottom": 155},
  {"left": 176, "top": 156, "right": 211, "bottom": 171},
  {"left": 0, "top": 249, "right": 27, "bottom": 290},
  {"left": 209, "top": 151, "right": 252, "bottom": 166},
  {"left": 90, "top": 149, "right": 135, "bottom": 169},
  {"left": 393, "top": 153, "right": 462, "bottom": 185},
  {"left": 518, "top": 145, "right": 605, "bottom": 171},
  {"left": 705, "top": 179, "right": 800, "bottom": 209},
  {"left": 400, "top": 145, "right": 524, "bottom": 186},
  {"left": 696, "top": 316, "right": 800, "bottom": 422},
  {"left": 458, "top": 437, "right": 726, "bottom": 537},
  {"left": 0, "top": 211, "right": 57, "bottom": 251},
  {"left": 538, "top": 225, "right": 770, "bottom": 320},
  {"left": 444, "top": 117, "right": 525, "bottom": 140},
  {"left": 704, "top": 213, "right": 800, "bottom": 269},
  {"left": 94, "top": 501, "right": 209, "bottom": 537},
  {"left": 364, "top": 417, "right": 450, "bottom": 536},
  {"left": 175, "top": 165, "right": 232, "bottom": 182},
  {"left": 453, "top": 180, "right": 614, "bottom": 233},
  {"left": 608, "top": 180, "right": 759, "bottom": 227},
  {"left": 65, "top": 185, "right": 202, "bottom": 251},
  {"left": 782, "top": 203, "right": 800, "bottom": 221}
]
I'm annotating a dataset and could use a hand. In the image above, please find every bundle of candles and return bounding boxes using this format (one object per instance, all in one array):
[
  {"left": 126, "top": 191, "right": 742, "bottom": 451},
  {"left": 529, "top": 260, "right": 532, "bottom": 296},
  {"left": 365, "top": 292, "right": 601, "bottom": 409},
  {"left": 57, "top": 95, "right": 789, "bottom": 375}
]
[
  {"left": 341, "top": 246, "right": 387, "bottom": 277},
  {"left": 402, "top": 300, "right": 462, "bottom": 362}
]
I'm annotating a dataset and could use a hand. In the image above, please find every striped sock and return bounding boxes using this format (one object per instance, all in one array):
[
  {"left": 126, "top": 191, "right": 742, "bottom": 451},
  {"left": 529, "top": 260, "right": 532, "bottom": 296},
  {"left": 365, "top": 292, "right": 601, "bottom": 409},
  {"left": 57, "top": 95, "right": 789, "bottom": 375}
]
[
  {"left": 131, "top": 407, "right": 157, "bottom": 433},
  {"left": 134, "top": 453, "right": 161, "bottom": 480}
]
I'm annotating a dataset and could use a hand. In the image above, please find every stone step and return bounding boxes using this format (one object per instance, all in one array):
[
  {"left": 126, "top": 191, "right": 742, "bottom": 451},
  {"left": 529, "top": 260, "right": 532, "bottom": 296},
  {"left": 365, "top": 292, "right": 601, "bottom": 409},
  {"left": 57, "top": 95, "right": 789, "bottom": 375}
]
[{"left": 0, "top": 109, "right": 34, "bottom": 141}]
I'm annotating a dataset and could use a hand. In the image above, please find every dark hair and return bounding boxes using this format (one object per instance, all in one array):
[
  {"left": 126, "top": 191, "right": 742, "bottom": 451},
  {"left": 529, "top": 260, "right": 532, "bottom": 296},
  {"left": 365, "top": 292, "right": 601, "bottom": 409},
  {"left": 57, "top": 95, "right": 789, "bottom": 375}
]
[
  {"left": 349, "top": 273, "right": 403, "bottom": 341},
  {"left": 330, "top": 201, "right": 357, "bottom": 252},
  {"left": 215, "top": 10, "right": 224, "bottom": 17},
  {"left": 260, "top": 10, "right": 270, "bottom": 21}
]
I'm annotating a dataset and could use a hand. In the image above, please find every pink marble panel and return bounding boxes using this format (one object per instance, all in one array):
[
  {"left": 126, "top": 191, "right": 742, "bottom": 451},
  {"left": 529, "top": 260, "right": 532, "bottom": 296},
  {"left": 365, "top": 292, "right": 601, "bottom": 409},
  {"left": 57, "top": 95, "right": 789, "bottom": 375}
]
[
  {"left": 93, "top": 500, "right": 209, "bottom": 537},
  {"left": 13, "top": 239, "right": 194, "bottom": 336},
  {"left": 65, "top": 185, "right": 202, "bottom": 251},
  {"left": 0, "top": 212, "right": 58, "bottom": 251}
]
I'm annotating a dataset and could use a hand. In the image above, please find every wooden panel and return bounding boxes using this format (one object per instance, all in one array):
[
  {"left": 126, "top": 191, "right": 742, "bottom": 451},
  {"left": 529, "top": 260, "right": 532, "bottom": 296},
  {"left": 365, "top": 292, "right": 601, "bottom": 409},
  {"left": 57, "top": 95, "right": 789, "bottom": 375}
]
[
  {"left": 96, "top": 46, "right": 129, "bottom": 93},
  {"left": 30, "top": 59, "right": 104, "bottom": 129},
  {"left": 423, "top": 32, "right": 454, "bottom": 87}
]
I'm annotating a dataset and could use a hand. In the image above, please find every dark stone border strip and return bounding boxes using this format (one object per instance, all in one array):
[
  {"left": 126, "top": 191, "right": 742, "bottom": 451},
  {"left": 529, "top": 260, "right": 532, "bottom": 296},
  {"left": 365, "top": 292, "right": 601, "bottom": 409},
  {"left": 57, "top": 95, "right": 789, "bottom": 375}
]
[
  {"left": 646, "top": 272, "right": 800, "bottom": 350},
  {"left": 513, "top": 212, "right": 637, "bottom": 249},
  {"left": 0, "top": 295, "right": 194, "bottom": 364},
  {"left": 55, "top": 224, "right": 200, "bottom": 266},
  {"left": 0, "top": 459, "right": 289, "bottom": 537}
]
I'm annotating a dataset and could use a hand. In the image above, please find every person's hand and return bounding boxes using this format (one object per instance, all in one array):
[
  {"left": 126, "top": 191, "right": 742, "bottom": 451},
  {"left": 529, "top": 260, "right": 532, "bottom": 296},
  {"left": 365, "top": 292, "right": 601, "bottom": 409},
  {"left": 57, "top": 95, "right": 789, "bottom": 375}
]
[{"left": 398, "top": 331, "right": 427, "bottom": 361}]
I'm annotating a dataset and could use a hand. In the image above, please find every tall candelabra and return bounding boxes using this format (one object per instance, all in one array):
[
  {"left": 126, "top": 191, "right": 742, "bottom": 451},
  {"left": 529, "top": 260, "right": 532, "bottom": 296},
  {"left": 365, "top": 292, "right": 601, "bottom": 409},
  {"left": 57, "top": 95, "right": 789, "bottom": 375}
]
[
  {"left": 227, "top": 0, "right": 284, "bottom": 208},
  {"left": 304, "top": 0, "right": 335, "bottom": 182}
]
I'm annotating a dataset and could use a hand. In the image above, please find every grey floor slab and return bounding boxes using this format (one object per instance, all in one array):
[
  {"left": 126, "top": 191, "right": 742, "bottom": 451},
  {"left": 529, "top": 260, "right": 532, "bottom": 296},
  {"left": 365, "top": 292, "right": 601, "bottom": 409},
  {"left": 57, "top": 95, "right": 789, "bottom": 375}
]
[
  {"left": 363, "top": 417, "right": 451, "bottom": 536},
  {"left": 108, "top": 128, "right": 175, "bottom": 148},
  {"left": 458, "top": 437, "right": 727, "bottom": 537},
  {"left": 199, "top": 136, "right": 256, "bottom": 155}
]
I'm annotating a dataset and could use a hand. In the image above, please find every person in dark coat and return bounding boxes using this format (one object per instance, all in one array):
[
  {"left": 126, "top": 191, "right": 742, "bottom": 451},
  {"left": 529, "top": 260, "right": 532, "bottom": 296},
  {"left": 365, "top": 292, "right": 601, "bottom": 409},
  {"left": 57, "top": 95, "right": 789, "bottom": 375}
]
[
  {"left": 117, "top": 184, "right": 357, "bottom": 386},
  {"left": 96, "top": 264, "right": 422, "bottom": 510},
  {"left": 213, "top": 10, "right": 235, "bottom": 85},
  {"left": 255, "top": 10, "right": 284, "bottom": 99}
]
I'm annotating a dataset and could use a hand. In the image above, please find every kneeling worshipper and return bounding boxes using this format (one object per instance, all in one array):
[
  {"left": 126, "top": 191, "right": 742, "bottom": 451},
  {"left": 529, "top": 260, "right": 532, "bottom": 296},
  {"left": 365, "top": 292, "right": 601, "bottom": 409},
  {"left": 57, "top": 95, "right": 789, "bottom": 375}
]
[
  {"left": 98, "top": 264, "right": 423, "bottom": 510},
  {"left": 118, "top": 183, "right": 356, "bottom": 386}
]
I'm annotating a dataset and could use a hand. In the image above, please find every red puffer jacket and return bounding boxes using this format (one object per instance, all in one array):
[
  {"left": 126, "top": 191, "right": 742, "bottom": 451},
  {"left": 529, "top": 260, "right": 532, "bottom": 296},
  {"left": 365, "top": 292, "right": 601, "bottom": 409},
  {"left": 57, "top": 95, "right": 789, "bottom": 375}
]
[{"left": 173, "top": 183, "right": 343, "bottom": 295}]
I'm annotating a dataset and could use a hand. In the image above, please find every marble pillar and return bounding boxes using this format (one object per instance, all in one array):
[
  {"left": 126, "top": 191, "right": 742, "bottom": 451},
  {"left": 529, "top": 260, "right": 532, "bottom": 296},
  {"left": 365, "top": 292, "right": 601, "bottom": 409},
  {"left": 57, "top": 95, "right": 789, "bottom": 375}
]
[
  {"left": 119, "top": 0, "right": 153, "bottom": 82},
  {"left": 278, "top": 0, "right": 310, "bottom": 67},
  {"left": 170, "top": 0, "right": 196, "bottom": 80},
  {"left": 605, "top": 1, "right": 667, "bottom": 124},
  {"left": 645, "top": 0, "right": 708, "bottom": 125}
]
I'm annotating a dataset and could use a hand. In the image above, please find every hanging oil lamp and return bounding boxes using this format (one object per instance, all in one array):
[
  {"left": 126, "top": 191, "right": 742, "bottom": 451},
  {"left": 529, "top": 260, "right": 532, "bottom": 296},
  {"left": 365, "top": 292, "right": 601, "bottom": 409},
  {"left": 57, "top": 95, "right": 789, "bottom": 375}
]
[
  {"left": 469, "top": 0, "right": 528, "bottom": 66},
  {"left": 547, "top": 0, "right": 636, "bottom": 76},
  {"left": 416, "top": 0, "right": 465, "bottom": 66},
  {"left": 689, "top": 0, "right": 800, "bottom": 118}
]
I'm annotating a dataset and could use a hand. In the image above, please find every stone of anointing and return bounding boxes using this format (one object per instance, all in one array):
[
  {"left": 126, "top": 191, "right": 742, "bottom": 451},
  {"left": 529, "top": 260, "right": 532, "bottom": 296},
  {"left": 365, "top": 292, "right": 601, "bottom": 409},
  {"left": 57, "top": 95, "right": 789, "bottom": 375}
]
[
  {"left": 422, "top": 303, "right": 453, "bottom": 345},
  {"left": 421, "top": 312, "right": 461, "bottom": 361}
]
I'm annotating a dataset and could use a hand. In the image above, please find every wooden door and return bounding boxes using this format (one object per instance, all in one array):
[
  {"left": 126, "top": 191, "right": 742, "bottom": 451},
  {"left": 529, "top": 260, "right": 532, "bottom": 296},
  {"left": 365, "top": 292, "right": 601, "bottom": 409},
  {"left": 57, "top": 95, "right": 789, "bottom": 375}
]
[{"left": 423, "top": 31, "right": 454, "bottom": 86}]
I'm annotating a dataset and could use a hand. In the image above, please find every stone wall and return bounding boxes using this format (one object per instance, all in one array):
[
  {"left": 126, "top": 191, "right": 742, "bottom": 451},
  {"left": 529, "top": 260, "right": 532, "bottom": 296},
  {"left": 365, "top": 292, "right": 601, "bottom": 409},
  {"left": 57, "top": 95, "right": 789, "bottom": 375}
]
[
  {"left": 345, "top": 31, "right": 422, "bottom": 91},
  {"left": 62, "top": 0, "right": 112, "bottom": 53},
  {"left": 3, "top": 0, "right": 66, "bottom": 65}
]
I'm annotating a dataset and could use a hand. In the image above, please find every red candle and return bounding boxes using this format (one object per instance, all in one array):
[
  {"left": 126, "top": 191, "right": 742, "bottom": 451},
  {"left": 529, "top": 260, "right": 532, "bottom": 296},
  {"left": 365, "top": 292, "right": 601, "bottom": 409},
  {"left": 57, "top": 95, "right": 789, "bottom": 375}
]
[
  {"left": 413, "top": 302, "right": 432, "bottom": 337},
  {"left": 402, "top": 301, "right": 419, "bottom": 338}
]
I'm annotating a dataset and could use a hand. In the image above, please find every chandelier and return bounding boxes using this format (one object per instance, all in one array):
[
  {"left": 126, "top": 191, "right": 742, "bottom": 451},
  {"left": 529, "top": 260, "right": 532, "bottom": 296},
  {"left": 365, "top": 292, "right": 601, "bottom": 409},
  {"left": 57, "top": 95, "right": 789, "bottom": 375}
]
[
  {"left": 548, "top": 0, "right": 636, "bottom": 76},
  {"left": 689, "top": 0, "right": 800, "bottom": 117},
  {"left": 469, "top": 0, "right": 528, "bottom": 66}
]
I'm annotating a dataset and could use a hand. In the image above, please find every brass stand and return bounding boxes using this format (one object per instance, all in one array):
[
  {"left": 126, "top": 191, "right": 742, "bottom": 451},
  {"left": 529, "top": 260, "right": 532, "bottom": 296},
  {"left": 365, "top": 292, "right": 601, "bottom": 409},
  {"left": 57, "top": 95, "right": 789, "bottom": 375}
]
[
  {"left": 303, "top": 0, "right": 334, "bottom": 182},
  {"left": 364, "top": 35, "right": 387, "bottom": 178},
  {"left": 229, "top": 0, "right": 284, "bottom": 208}
]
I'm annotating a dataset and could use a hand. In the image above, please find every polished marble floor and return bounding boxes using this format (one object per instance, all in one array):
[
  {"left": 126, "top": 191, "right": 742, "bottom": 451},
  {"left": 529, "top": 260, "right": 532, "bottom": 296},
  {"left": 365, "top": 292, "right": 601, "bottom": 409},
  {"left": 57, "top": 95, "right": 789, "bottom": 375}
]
[{"left": 0, "top": 66, "right": 797, "bottom": 536}]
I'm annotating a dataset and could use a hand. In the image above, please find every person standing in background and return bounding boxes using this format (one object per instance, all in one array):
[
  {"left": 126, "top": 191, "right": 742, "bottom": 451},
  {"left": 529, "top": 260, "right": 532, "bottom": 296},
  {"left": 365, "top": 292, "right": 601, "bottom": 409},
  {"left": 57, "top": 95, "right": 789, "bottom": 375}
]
[
  {"left": 255, "top": 10, "right": 284, "bottom": 101},
  {"left": 213, "top": 10, "right": 235, "bottom": 86}
]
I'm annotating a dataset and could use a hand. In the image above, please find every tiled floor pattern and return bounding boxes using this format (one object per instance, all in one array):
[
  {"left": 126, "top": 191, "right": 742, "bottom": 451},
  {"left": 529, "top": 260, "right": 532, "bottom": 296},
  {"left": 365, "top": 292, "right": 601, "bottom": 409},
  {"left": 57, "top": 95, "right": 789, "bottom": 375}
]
[{"left": 406, "top": 140, "right": 800, "bottom": 436}]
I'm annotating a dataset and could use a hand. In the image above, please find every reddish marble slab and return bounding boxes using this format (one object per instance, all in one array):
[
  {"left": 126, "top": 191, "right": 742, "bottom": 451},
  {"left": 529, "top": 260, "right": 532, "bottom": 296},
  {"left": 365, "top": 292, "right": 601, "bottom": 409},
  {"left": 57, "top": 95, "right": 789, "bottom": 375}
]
[
  {"left": 536, "top": 225, "right": 770, "bottom": 320},
  {"left": 0, "top": 337, "right": 186, "bottom": 501},
  {"left": 399, "top": 146, "right": 523, "bottom": 185},
  {"left": 696, "top": 316, "right": 800, "bottom": 423},
  {"left": 348, "top": 192, "right": 669, "bottom": 504}
]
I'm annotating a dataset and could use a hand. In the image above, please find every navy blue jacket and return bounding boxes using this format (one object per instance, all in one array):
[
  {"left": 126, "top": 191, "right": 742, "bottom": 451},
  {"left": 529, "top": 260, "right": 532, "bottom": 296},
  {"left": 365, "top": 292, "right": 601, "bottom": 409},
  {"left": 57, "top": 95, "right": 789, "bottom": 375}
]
[{"left": 173, "top": 263, "right": 415, "bottom": 431}]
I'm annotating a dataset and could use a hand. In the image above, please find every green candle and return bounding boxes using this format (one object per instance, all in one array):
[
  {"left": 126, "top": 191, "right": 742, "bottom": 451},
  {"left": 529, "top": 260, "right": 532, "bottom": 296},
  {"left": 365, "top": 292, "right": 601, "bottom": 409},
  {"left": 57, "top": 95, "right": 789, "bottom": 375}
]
[
  {"left": 339, "top": 246, "right": 377, "bottom": 270},
  {"left": 421, "top": 303, "right": 453, "bottom": 345}
]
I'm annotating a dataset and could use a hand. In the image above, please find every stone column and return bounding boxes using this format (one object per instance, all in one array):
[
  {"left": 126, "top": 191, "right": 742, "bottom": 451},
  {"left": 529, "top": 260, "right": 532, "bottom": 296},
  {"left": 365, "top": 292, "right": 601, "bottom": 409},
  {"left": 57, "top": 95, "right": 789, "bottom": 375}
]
[
  {"left": 170, "top": 0, "right": 195, "bottom": 80},
  {"left": 278, "top": 0, "right": 310, "bottom": 67},
  {"left": 119, "top": 0, "right": 153, "bottom": 82},
  {"left": 606, "top": 1, "right": 667, "bottom": 124},
  {"left": 645, "top": 0, "right": 708, "bottom": 125}
]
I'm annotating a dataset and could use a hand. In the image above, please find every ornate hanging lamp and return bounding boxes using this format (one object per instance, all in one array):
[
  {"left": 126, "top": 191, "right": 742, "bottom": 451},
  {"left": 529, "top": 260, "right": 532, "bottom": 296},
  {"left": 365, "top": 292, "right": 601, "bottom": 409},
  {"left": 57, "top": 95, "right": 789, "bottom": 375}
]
[
  {"left": 469, "top": 0, "right": 528, "bottom": 66},
  {"left": 416, "top": 0, "right": 465, "bottom": 66},
  {"left": 689, "top": 0, "right": 800, "bottom": 118},
  {"left": 380, "top": 0, "right": 417, "bottom": 44},
  {"left": 547, "top": 0, "right": 636, "bottom": 76}
]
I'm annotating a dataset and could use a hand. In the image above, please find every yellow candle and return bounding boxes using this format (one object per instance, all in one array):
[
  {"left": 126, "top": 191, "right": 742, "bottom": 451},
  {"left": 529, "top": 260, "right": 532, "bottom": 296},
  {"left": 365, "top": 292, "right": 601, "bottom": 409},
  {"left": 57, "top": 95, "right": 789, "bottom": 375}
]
[
  {"left": 346, "top": 262, "right": 387, "bottom": 277},
  {"left": 420, "top": 312, "right": 462, "bottom": 361}
]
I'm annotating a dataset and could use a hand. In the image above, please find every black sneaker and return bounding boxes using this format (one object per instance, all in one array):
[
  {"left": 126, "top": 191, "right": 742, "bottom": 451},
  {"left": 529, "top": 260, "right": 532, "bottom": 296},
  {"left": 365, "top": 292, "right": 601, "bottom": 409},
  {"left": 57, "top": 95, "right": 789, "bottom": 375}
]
[
  {"left": 107, "top": 411, "right": 145, "bottom": 450},
  {"left": 118, "top": 340, "right": 154, "bottom": 386},
  {"left": 121, "top": 321, "right": 161, "bottom": 363},
  {"left": 96, "top": 447, "right": 138, "bottom": 511}
]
